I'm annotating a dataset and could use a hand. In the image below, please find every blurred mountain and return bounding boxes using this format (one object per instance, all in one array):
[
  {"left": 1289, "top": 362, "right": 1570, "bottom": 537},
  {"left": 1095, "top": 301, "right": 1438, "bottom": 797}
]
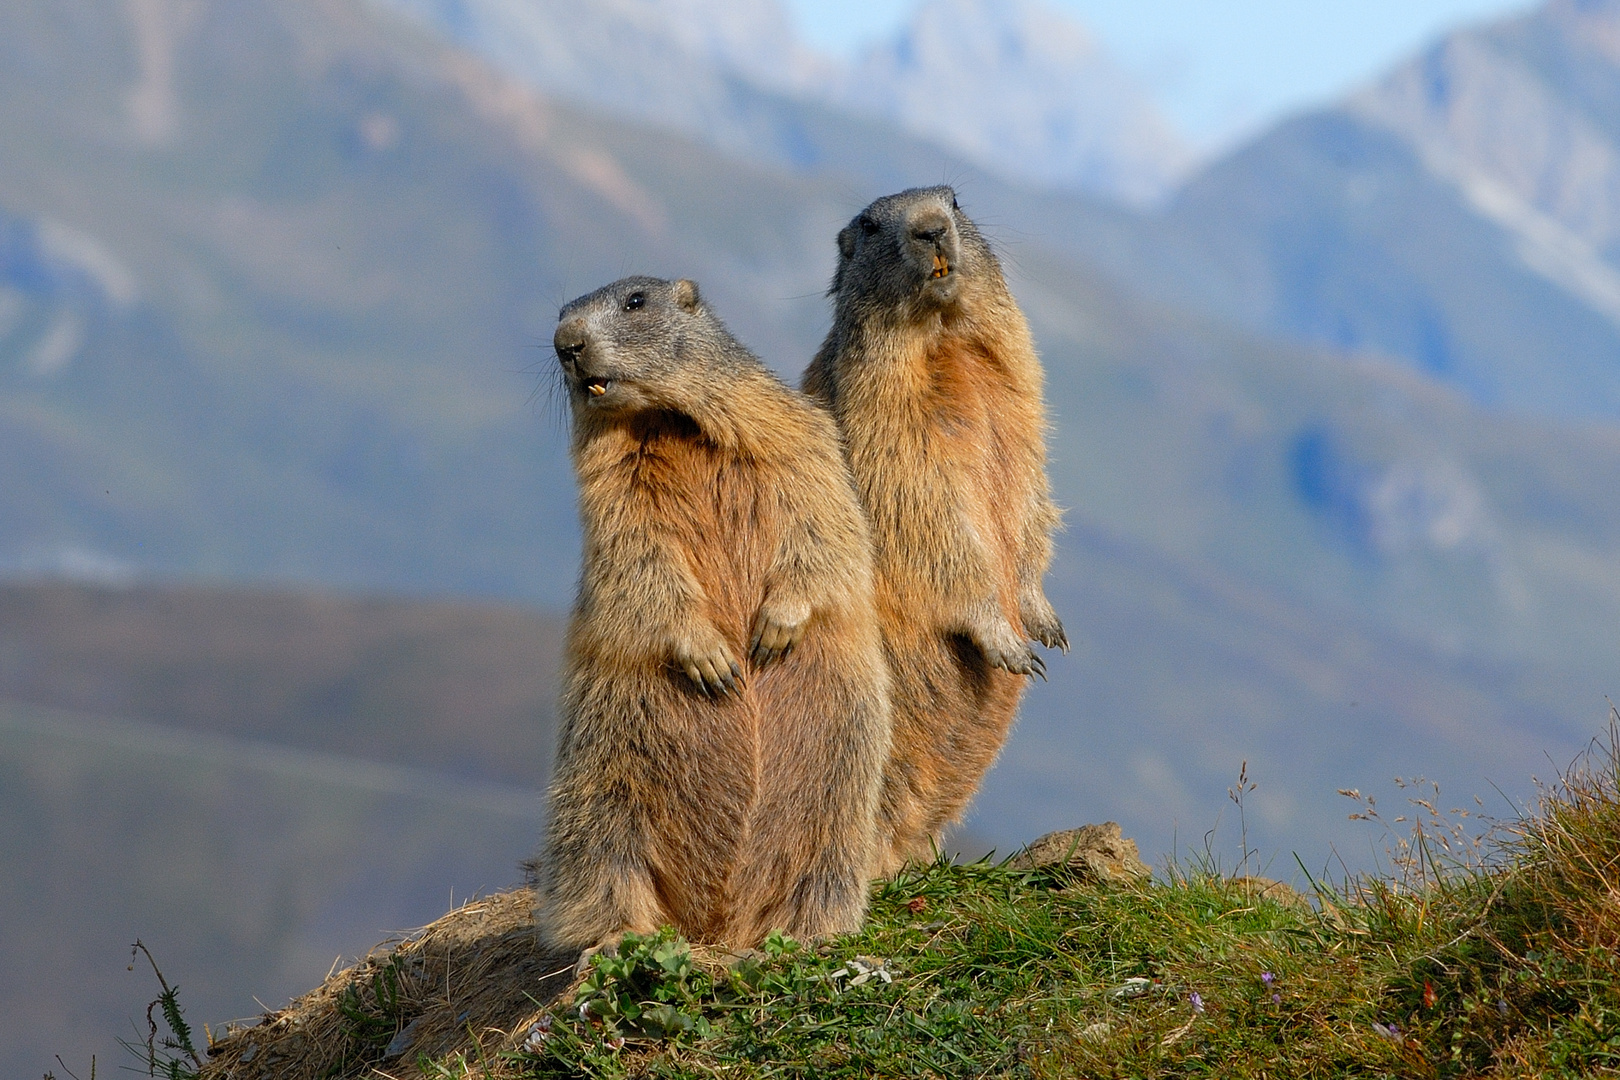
[
  {"left": 365, "top": 0, "right": 839, "bottom": 168},
  {"left": 368, "top": 0, "right": 1191, "bottom": 205},
  {"left": 1139, "top": 0, "right": 1620, "bottom": 419},
  {"left": 834, "top": 0, "right": 1193, "bottom": 205},
  {"left": 0, "top": 581, "right": 564, "bottom": 783},
  {"left": 0, "top": 698, "right": 544, "bottom": 1077},
  {"left": 375, "top": 0, "right": 825, "bottom": 92},
  {"left": 0, "top": 0, "right": 870, "bottom": 601},
  {"left": 5, "top": 0, "right": 1620, "bottom": 1073},
  {"left": 0, "top": 583, "right": 561, "bottom": 1074}
]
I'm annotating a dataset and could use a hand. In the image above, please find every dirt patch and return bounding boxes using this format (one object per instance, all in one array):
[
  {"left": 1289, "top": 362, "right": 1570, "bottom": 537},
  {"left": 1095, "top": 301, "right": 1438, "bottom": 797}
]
[{"left": 201, "top": 888, "right": 577, "bottom": 1079}]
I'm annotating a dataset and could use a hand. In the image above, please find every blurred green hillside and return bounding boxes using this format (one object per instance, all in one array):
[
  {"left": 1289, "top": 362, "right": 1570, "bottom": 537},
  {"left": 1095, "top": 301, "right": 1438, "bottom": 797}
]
[
  {"left": 0, "top": 697, "right": 544, "bottom": 1076},
  {"left": 0, "top": 582, "right": 564, "bottom": 1075}
]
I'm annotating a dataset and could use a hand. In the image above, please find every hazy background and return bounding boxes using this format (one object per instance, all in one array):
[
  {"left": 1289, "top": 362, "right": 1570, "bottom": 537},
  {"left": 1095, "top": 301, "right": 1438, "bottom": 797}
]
[
  {"left": 5, "top": 0, "right": 1619, "bottom": 1072},
  {"left": 789, "top": 0, "right": 1536, "bottom": 147}
]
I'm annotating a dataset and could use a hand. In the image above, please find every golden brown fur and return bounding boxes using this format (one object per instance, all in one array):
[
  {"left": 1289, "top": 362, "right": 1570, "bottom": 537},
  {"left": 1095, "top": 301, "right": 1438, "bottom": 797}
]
[
  {"left": 802, "top": 187, "right": 1064, "bottom": 875},
  {"left": 536, "top": 276, "right": 891, "bottom": 954}
]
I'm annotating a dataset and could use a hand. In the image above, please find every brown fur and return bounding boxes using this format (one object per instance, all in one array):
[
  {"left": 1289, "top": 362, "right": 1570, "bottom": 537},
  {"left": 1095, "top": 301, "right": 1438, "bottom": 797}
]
[
  {"left": 803, "top": 188, "right": 1065, "bottom": 875},
  {"left": 535, "top": 276, "right": 891, "bottom": 954}
]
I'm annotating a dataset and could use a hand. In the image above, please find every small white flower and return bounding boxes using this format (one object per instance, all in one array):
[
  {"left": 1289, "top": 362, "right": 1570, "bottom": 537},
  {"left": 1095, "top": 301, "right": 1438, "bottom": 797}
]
[{"left": 1109, "top": 977, "right": 1153, "bottom": 999}]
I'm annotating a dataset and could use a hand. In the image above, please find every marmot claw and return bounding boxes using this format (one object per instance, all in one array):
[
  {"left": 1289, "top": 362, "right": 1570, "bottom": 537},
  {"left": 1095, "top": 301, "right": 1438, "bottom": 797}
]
[
  {"left": 1034, "top": 619, "right": 1069, "bottom": 653},
  {"left": 971, "top": 617, "right": 1045, "bottom": 679},
  {"left": 675, "top": 636, "right": 743, "bottom": 697},
  {"left": 749, "top": 605, "right": 807, "bottom": 668},
  {"left": 1021, "top": 597, "right": 1069, "bottom": 654},
  {"left": 985, "top": 641, "right": 1044, "bottom": 679}
]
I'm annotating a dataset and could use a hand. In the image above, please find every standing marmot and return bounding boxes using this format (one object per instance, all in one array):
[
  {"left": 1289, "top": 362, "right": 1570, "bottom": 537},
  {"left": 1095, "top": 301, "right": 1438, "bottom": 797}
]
[
  {"left": 802, "top": 186, "right": 1066, "bottom": 875},
  {"left": 535, "top": 276, "right": 891, "bottom": 954}
]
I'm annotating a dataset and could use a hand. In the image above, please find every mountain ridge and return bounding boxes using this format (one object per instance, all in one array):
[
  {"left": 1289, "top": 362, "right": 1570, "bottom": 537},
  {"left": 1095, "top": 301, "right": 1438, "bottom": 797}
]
[
  {"left": 1125, "top": 0, "right": 1620, "bottom": 421},
  {"left": 368, "top": 0, "right": 1191, "bottom": 204}
]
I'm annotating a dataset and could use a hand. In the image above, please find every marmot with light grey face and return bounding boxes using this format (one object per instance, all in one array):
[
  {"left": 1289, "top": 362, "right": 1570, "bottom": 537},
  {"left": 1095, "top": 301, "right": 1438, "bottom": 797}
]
[
  {"left": 535, "top": 276, "right": 891, "bottom": 955},
  {"left": 803, "top": 187, "right": 1066, "bottom": 875}
]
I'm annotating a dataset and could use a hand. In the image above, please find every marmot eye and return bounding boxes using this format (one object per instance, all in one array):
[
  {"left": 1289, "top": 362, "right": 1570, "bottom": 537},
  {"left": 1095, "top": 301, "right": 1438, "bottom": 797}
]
[
  {"left": 624, "top": 292, "right": 646, "bottom": 311},
  {"left": 858, "top": 216, "right": 880, "bottom": 236}
]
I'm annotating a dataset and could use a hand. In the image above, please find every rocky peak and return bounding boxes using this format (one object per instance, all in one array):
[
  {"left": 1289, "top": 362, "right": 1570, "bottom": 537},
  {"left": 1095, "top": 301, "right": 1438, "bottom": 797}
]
[{"left": 836, "top": 0, "right": 1194, "bottom": 204}]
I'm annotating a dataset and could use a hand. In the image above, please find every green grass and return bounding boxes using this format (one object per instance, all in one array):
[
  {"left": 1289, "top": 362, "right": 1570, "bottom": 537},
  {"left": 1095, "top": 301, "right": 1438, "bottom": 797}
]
[{"left": 457, "top": 723, "right": 1620, "bottom": 1079}]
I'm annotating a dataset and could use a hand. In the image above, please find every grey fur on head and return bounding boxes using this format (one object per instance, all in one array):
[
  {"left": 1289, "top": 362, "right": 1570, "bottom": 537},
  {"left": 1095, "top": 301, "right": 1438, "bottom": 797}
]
[
  {"left": 553, "top": 276, "right": 758, "bottom": 425},
  {"left": 829, "top": 186, "right": 999, "bottom": 319}
]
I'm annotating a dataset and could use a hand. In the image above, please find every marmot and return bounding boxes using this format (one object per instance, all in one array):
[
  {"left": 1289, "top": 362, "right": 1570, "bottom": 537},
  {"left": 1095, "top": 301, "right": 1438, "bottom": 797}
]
[
  {"left": 535, "top": 276, "right": 891, "bottom": 954},
  {"left": 802, "top": 186, "right": 1066, "bottom": 874}
]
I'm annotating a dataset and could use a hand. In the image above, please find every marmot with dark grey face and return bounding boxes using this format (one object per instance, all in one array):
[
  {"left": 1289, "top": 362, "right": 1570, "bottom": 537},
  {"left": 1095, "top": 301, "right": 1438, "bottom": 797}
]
[
  {"left": 802, "top": 187, "right": 1066, "bottom": 874},
  {"left": 535, "top": 276, "right": 891, "bottom": 955}
]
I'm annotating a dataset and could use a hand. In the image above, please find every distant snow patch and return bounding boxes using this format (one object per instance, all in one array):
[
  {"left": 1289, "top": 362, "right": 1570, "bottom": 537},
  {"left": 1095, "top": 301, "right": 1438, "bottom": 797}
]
[
  {"left": 1364, "top": 458, "right": 1490, "bottom": 555},
  {"left": 834, "top": 0, "right": 1194, "bottom": 205},
  {"left": 1352, "top": 33, "right": 1620, "bottom": 329},
  {"left": 37, "top": 218, "right": 139, "bottom": 308},
  {"left": 25, "top": 313, "right": 82, "bottom": 377},
  {"left": 1, "top": 546, "right": 139, "bottom": 587},
  {"left": 122, "top": 0, "right": 207, "bottom": 145}
]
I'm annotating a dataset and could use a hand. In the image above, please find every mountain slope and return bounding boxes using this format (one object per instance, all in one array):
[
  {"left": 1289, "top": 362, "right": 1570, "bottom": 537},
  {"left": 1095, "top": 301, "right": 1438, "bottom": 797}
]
[
  {"left": 0, "top": 581, "right": 565, "bottom": 783},
  {"left": 1145, "top": 0, "right": 1620, "bottom": 420},
  {"left": 370, "top": 0, "right": 1190, "bottom": 205},
  {"left": 0, "top": 699, "right": 544, "bottom": 1077},
  {"left": 836, "top": 0, "right": 1191, "bottom": 204},
  {"left": 0, "top": 582, "right": 568, "bottom": 1078},
  {"left": 0, "top": 0, "right": 869, "bottom": 599}
]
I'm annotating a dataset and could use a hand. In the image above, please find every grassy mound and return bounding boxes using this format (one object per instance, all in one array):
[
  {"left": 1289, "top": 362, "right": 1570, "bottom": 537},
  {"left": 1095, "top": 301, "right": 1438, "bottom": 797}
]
[{"left": 163, "top": 717, "right": 1620, "bottom": 1079}]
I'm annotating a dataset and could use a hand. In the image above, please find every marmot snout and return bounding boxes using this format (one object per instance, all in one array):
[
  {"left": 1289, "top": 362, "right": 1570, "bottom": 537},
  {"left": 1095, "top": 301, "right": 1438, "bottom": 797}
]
[
  {"left": 835, "top": 186, "right": 967, "bottom": 309},
  {"left": 554, "top": 278, "right": 708, "bottom": 417}
]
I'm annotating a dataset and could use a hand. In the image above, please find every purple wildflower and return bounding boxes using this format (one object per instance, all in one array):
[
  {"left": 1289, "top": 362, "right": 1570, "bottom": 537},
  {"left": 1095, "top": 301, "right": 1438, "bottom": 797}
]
[
  {"left": 1189, "top": 991, "right": 1205, "bottom": 1014},
  {"left": 1261, "top": 971, "right": 1274, "bottom": 986},
  {"left": 1271, "top": 993, "right": 1281, "bottom": 1004},
  {"left": 1372, "top": 1021, "right": 1402, "bottom": 1043}
]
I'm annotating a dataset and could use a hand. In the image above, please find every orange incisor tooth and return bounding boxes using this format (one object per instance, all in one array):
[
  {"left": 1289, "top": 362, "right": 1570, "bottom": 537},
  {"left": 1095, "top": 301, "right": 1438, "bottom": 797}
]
[
  {"left": 931, "top": 253, "right": 949, "bottom": 279},
  {"left": 588, "top": 383, "right": 606, "bottom": 396}
]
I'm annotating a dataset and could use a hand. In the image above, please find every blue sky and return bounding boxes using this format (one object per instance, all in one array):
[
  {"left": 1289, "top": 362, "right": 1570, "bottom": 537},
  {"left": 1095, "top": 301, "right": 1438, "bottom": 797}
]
[{"left": 783, "top": 0, "right": 1536, "bottom": 148}]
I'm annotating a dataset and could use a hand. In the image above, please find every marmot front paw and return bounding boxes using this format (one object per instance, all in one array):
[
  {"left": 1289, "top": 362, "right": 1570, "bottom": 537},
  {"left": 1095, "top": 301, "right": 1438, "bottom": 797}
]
[
  {"left": 749, "top": 598, "right": 810, "bottom": 667},
  {"left": 970, "top": 616, "right": 1047, "bottom": 680},
  {"left": 673, "top": 631, "right": 742, "bottom": 697},
  {"left": 1020, "top": 595, "right": 1069, "bottom": 653}
]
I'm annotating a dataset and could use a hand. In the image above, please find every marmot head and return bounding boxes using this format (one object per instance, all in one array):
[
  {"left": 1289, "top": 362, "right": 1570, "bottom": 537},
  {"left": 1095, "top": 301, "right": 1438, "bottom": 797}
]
[
  {"left": 829, "top": 186, "right": 1000, "bottom": 319},
  {"left": 554, "top": 276, "right": 747, "bottom": 423}
]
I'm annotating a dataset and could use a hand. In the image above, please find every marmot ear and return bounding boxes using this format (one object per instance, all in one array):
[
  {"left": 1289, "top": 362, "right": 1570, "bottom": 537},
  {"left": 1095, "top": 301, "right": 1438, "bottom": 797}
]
[
  {"left": 836, "top": 225, "right": 857, "bottom": 261},
  {"left": 673, "top": 279, "right": 702, "bottom": 312}
]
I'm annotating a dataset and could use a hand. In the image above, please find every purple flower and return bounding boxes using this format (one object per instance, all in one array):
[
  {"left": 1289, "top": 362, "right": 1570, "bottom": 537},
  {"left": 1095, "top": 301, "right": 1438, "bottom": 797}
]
[
  {"left": 1372, "top": 1021, "right": 1401, "bottom": 1043},
  {"left": 1271, "top": 993, "right": 1281, "bottom": 1004},
  {"left": 1189, "top": 991, "right": 1205, "bottom": 1014},
  {"left": 1261, "top": 971, "right": 1274, "bottom": 986}
]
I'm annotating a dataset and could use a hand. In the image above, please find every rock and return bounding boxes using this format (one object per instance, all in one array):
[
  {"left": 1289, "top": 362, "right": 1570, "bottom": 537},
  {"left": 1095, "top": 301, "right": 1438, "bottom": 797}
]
[{"left": 1008, "top": 822, "right": 1151, "bottom": 884}]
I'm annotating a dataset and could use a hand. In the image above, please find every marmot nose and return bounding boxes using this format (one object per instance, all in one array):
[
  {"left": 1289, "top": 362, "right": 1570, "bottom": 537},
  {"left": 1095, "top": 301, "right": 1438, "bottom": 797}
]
[
  {"left": 554, "top": 320, "right": 588, "bottom": 366},
  {"left": 908, "top": 210, "right": 952, "bottom": 246}
]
